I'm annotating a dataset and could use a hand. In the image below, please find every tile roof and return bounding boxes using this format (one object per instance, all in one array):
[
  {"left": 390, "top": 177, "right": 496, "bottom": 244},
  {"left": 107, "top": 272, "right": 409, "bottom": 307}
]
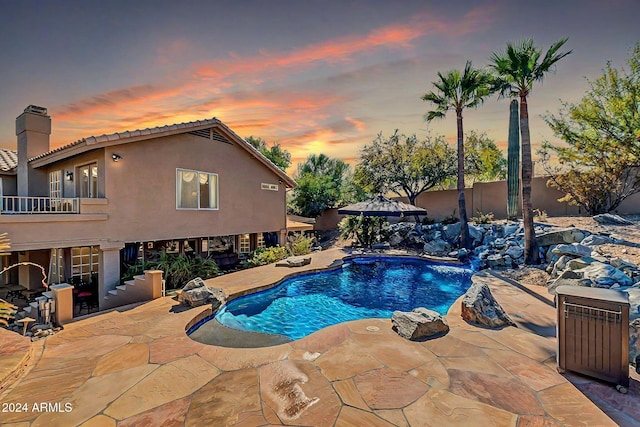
[
  {"left": 0, "top": 148, "right": 17, "bottom": 172},
  {"left": 28, "top": 118, "right": 222, "bottom": 162}
]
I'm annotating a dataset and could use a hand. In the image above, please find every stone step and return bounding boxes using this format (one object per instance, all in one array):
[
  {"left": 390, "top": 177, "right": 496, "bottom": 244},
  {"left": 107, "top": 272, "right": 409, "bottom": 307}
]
[
  {"left": 124, "top": 280, "right": 136, "bottom": 287},
  {"left": 108, "top": 289, "right": 118, "bottom": 296},
  {"left": 116, "top": 285, "right": 127, "bottom": 291},
  {"left": 43, "top": 291, "right": 54, "bottom": 299}
]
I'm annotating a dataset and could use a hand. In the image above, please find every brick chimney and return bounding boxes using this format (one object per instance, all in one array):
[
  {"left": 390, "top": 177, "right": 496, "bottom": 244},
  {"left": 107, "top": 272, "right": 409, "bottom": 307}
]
[{"left": 16, "top": 105, "right": 51, "bottom": 196}]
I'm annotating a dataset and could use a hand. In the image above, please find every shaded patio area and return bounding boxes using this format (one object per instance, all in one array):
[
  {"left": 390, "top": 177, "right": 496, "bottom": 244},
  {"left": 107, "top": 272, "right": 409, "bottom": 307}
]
[{"left": 0, "top": 247, "right": 637, "bottom": 426}]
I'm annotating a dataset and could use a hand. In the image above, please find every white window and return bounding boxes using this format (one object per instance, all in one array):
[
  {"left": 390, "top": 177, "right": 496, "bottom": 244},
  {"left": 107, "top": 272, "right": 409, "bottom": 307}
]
[
  {"left": 49, "top": 170, "right": 62, "bottom": 198},
  {"left": 257, "top": 233, "right": 265, "bottom": 249},
  {"left": 239, "top": 234, "right": 251, "bottom": 254},
  {"left": 71, "top": 246, "right": 99, "bottom": 283},
  {"left": 261, "top": 183, "right": 279, "bottom": 191},
  {"left": 79, "top": 164, "right": 98, "bottom": 198},
  {"left": 177, "top": 169, "right": 218, "bottom": 209}
]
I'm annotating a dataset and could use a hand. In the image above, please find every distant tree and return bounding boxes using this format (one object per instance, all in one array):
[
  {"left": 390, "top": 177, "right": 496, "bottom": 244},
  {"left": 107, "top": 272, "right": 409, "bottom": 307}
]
[
  {"left": 423, "top": 61, "right": 494, "bottom": 249},
  {"left": 354, "top": 131, "right": 456, "bottom": 205},
  {"left": 464, "top": 131, "right": 507, "bottom": 183},
  {"left": 289, "top": 154, "right": 354, "bottom": 217},
  {"left": 490, "top": 38, "right": 572, "bottom": 264},
  {"left": 245, "top": 136, "right": 291, "bottom": 171},
  {"left": 540, "top": 42, "right": 640, "bottom": 214}
]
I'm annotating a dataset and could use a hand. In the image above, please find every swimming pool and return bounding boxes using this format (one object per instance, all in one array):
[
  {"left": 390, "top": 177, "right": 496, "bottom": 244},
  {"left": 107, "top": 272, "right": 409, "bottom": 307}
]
[{"left": 188, "top": 256, "right": 473, "bottom": 342}]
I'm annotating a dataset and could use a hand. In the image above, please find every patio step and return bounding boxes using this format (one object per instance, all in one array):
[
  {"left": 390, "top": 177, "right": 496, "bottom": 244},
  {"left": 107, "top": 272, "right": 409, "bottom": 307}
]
[
  {"left": 42, "top": 291, "right": 54, "bottom": 299},
  {"left": 116, "top": 285, "right": 127, "bottom": 291},
  {"left": 23, "top": 302, "right": 38, "bottom": 315},
  {"left": 107, "top": 289, "right": 118, "bottom": 296}
]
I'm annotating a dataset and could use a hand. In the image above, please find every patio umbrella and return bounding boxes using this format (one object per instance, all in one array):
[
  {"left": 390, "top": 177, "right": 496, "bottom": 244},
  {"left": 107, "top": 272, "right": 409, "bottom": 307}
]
[{"left": 338, "top": 195, "right": 427, "bottom": 217}]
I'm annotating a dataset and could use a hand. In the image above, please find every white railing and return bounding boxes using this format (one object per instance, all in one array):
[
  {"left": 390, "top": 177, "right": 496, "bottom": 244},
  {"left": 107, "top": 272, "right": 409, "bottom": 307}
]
[{"left": 1, "top": 196, "right": 79, "bottom": 214}]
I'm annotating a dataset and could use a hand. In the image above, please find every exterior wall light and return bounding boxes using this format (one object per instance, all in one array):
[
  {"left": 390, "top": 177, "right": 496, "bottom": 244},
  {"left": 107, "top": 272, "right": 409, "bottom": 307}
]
[
  {"left": 66, "top": 171, "right": 73, "bottom": 181},
  {"left": 112, "top": 153, "right": 122, "bottom": 162}
]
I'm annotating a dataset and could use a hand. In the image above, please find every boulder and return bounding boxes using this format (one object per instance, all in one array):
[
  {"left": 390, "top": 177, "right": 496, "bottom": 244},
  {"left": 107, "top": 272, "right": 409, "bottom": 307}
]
[
  {"left": 275, "top": 256, "right": 312, "bottom": 267},
  {"left": 423, "top": 238, "right": 451, "bottom": 254},
  {"left": 468, "top": 225, "right": 484, "bottom": 246},
  {"left": 625, "top": 287, "right": 640, "bottom": 321},
  {"left": 389, "top": 232, "right": 403, "bottom": 246},
  {"left": 593, "top": 213, "right": 634, "bottom": 225},
  {"left": 630, "top": 319, "right": 640, "bottom": 368},
  {"left": 442, "top": 223, "right": 462, "bottom": 243},
  {"left": 503, "top": 223, "right": 521, "bottom": 237},
  {"left": 550, "top": 255, "right": 572, "bottom": 277},
  {"left": 461, "top": 282, "right": 516, "bottom": 328},
  {"left": 575, "top": 262, "right": 633, "bottom": 287},
  {"left": 493, "top": 238, "right": 507, "bottom": 250},
  {"left": 547, "top": 271, "right": 594, "bottom": 295},
  {"left": 580, "top": 234, "right": 615, "bottom": 246},
  {"left": 537, "top": 228, "right": 589, "bottom": 247},
  {"left": 504, "top": 246, "right": 524, "bottom": 261},
  {"left": 448, "top": 248, "right": 470, "bottom": 260},
  {"left": 485, "top": 254, "right": 507, "bottom": 268},
  {"left": 178, "top": 278, "right": 226, "bottom": 309},
  {"left": 552, "top": 243, "right": 592, "bottom": 258},
  {"left": 564, "top": 257, "right": 598, "bottom": 272},
  {"left": 392, "top": 308, "right": 449, "bottom": 340}
]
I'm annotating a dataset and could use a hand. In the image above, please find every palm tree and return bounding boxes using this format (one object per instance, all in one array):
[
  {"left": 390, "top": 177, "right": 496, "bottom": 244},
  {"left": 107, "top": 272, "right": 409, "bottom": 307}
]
[
  {"left": 490, "top": 38, "right": 572, "bottom": 264},
  {"left": 422, "top": 61, "right": 493, "bottom": 249}
]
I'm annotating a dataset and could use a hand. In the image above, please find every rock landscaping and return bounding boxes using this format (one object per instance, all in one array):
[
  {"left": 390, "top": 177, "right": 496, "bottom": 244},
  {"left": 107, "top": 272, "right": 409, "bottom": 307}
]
[
  {"left": 391, "top": 307, "right": 449, "bottom": 340},
  {"left": 383, "top": 215, "right": 640, "bottom": 364}
]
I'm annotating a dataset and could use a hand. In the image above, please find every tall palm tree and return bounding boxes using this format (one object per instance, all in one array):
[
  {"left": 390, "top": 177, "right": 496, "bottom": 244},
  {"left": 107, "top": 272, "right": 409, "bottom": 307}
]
[
  {"left": 422, "top": 61, "right": 493, "bottom": 249},
  {"left": 490, "top": 38, "right": 572, "bottom": 264}
]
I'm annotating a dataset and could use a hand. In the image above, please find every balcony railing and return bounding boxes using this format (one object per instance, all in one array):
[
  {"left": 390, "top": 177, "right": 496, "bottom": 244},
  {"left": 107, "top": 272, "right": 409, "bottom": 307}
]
[{"left": 1, "top": 196, "right": 80, "bottom": 214}]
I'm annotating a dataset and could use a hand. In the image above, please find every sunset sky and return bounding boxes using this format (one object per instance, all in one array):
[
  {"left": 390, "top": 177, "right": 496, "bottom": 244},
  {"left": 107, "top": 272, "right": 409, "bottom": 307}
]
[{"left": 1, "top": 0, "right": 638, "bottom": 172}]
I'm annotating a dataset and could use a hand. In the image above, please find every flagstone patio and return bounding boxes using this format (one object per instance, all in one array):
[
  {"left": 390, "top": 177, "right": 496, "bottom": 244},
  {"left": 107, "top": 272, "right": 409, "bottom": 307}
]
[{"left": 0, "top": 247, "right": 638, "bottom": 426}]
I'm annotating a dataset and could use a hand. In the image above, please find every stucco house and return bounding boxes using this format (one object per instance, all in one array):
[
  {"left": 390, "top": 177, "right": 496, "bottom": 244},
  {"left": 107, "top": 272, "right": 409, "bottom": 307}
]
[{"left": 0, "top": 105, "right": 296, "bottom": 313}]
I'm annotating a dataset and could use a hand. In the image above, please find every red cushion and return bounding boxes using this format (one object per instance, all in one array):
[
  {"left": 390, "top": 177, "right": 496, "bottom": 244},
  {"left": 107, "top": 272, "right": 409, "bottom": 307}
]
[{"left": 77, "top": 291, "right": 92, "bottom": 297}]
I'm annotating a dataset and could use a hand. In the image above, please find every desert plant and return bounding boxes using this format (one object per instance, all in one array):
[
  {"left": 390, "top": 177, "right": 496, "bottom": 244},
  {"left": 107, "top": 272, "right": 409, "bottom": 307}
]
[
  {"left": 472, "top": 210, "right": 494, "bottom": 224},
  {"left": 440, "top": 209, "right": 460, "bottom": 225},
  {"left": 0, "top": 298, "right": 17, "bottom": 327},
  {"left": 533, "top": 209, "right": 548, "bottom": 222},
  {"left": 507, "top": 99, "right": 520, "bottom": 219},
  {"left": 287, "top": 233, "right": 314, "bottom": 256}
]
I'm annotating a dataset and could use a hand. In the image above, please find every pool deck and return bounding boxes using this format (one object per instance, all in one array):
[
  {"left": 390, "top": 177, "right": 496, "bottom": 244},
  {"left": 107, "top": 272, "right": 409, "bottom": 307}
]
[{"left": 0, "top": 247, "right": 638, "bottom": 426}]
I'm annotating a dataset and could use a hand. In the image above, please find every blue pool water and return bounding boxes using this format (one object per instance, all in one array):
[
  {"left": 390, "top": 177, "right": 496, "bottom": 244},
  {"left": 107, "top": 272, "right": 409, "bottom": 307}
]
[{"left": 191, "top": 256, "right": 473, "bottom": 341}]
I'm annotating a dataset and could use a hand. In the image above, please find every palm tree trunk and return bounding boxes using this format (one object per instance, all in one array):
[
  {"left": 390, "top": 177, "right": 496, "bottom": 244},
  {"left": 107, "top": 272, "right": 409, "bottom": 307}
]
[
  {"left": 519, "top": 95, "right": 540, "bottom": 264},
  {"left": 457, "top": 111, "right": 470, "bottom": 249}
]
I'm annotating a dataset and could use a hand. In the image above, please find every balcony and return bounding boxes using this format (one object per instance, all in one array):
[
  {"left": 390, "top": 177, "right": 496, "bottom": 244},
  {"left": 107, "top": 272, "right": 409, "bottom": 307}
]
[{"left": 1, "top": 196, "right": 80, "bottom": 214}]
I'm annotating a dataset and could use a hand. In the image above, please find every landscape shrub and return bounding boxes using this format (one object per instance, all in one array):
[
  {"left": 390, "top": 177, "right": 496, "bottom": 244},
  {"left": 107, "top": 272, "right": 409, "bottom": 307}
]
[
  {"left": 287, "top": 233, "right": 315, "bottom": 256},
  {"left": 244, "top": 246, "right": 290, "bottom": 268},
  {"left": 121, "top": 251, "right": 220, "bottom": 289},
  {"left": 339, "top": 215, "right": 390, "bottom": 247}
]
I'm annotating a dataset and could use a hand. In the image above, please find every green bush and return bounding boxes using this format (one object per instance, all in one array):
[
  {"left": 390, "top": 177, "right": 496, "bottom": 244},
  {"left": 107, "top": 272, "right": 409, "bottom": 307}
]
[
  {"left": 287, "top": 233, "right": 314, "bottom": 256},
  {"left": 121, "top": 251, "right": 220, "bottom": 290},
  {"left": 244, "top": 246, "right": 290, "bottom": 268},
  {"left": 339, "top": 215, "right": 390, "bottom": 247}
]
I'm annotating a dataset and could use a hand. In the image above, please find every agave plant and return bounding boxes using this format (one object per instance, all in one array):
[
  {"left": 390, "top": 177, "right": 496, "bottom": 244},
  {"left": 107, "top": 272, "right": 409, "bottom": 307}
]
[{"left": 0, "top": 298, "right": 17, "bottom": 327}]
